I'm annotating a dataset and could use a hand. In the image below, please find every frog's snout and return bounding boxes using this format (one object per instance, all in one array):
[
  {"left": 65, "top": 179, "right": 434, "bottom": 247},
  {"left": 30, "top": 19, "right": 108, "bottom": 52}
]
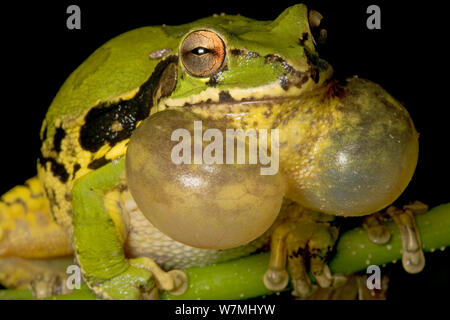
[{"left": 284, "top": 77, "right": 419, "bottom": 216}]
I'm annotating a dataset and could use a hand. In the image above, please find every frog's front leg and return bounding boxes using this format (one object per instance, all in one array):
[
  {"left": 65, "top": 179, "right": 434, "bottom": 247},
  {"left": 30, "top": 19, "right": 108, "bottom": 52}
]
[
  {"left": 71, "top": 158, "right": 187, "bottom": 300},
  {"left": 264, "top": 201, "right": 345, "bottom": 298}
]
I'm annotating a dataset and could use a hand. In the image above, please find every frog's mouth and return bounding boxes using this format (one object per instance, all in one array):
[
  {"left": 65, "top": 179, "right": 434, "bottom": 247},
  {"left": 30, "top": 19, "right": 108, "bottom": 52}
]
[
  {"left": 156, "top": 79, "right": 334, "bottom": 120},
  {"left": 156, "top": 80, "right": 337, "bottom": 129}
]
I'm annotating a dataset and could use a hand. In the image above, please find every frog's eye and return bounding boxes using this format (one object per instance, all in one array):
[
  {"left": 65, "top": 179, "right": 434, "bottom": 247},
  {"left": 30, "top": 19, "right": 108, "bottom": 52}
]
[{"left": 180, "top": 30, "right": 226, "bottom": 77}]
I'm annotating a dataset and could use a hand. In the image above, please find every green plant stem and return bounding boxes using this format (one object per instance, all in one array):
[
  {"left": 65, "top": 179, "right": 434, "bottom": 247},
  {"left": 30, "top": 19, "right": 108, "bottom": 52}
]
[{"left": 1, "top": 203, "right": 449, "bottom": 300}]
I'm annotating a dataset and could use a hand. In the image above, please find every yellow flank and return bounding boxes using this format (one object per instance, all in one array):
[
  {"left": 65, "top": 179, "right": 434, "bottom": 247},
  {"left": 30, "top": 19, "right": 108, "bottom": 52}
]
[
  {"left": 0, "top": 177, "right": 73, "bottom": 259},
  {"left": 38, "top": 107, "right": 130, "bottom": 232}
]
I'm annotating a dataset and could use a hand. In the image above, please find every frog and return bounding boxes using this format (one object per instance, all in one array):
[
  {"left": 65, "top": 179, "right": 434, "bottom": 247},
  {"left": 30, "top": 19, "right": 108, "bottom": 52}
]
[{"left": 0, "top": 3, "right": 425, "bottom": 300}]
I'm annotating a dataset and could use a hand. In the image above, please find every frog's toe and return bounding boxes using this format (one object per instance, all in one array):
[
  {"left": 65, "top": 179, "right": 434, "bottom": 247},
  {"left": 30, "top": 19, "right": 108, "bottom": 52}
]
[
  {"left": 129, "top": 257, "right": 188, "bottom": 295},
  {"left": 263, "top": 224, "right": 293, "bottom": 292},
  {"left": 167, "top": 270, "right": 189, "bottom": 296},
  {"left": 95, "top": 264, "right": 155, "bottom": 300},
  {"left": 30, "top": 272, "right": 71, "bottom": 298},
  {"left": 286, "top": 231, "right": 313, "bottom": 297},
  {"left": 304, "top": 229, "right": 347, "bottom": 292},
  {"left": 363, "top": 212, "right": 391, "bottom": 245},
  {"left": 263, "top": 213, "right": 344, "bottom": 299},
  {"left": 307, "top": 274, "right": 389, "bottom": 300},
  {"left": 387, "top": 202, "right": 427, "bottom": 274},
  {"left": 91, "top": 257, "right": 188, "bottom": 300}
]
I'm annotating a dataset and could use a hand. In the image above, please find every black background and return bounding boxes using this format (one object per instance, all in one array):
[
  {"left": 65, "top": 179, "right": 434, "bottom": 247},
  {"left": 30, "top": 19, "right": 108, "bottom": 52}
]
[{"left": 1, "top": 0, "right": 448, "bottom": 300}]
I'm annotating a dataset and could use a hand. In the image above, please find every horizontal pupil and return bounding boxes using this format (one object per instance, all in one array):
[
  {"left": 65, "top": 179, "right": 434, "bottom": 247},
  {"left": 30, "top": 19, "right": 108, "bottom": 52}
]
[{"left": 192, "top": 47, "right": 211, "bottom": 56}]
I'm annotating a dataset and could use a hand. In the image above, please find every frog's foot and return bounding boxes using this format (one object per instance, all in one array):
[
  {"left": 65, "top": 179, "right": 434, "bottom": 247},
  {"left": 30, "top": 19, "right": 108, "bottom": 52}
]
[
  {"left": 388, "top": 202, "right": 427, "bottom": 273},
  {"left": 364, "top": 201, "right": 427, "bottom": 274},
  {"left": 363, "top": 212, "right": 391, "bottom": 245},
  {"left": 30, "top": 272, "right": 71, "bottom": 298},
  {"left": 263, "top": 210, "right": 345, "bottom": 299},
  {"left": 129, "top": 257, "right": 188, "bottom": 296},
  {"left": 0, "top": 257, "right": 74, "bottom": 298},
  {"left": 92, "top": 257, "right": 188, "bottom": 300},
  {"left": 307, "top": 273, "right": 389, "bottom": 300}
]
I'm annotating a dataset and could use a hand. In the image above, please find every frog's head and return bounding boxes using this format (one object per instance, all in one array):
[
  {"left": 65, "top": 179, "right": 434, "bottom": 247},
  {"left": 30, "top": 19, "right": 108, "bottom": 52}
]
[
  {"left": 124, "top": 5, "right": 338, "bottom": 249},
  {"left": 156, "top": 4, "right": 332, "bottom": 111}
]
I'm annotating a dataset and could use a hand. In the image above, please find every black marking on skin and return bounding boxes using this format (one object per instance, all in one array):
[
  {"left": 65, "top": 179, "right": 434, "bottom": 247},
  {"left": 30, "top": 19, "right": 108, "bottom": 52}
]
[
  {"left": 42, "top": 188, "right": 58, "bottom": 222},
  {"left": 207, "top": 72, "right": 221, "bottom": 86},
  {"left": 53, "top": 127, "right": 66, "bottom": 153},
  {"left": 73, "top": 163, "right": 81, "bottom": 176},
  {"left": 181, "top": 96, "right": 280, "bottom": 110},
  {"left": 265, "top": 54, "right": 311, "bottom": 89},
  {"left": 304, "top": 48, "right": 329, "bottom": 72},
  {"left": 117, "top": 183, "right": 128, "bottom": 193},
  {"left": 157, "top": 62, "right": 178, "bottom": 100},
  {"left": 41, "top": 124, "right": 48, "bottom": 142},
  {"left": 218, "top": 91, "right": 235, "bottom": 103},
  {"left": 298, "top": 32, "right": 309, "bottom": 46},
  {"left": 230, "top": 49, "right": 246, "bottom": 56},
  {"left": 79, "top": 55, "right": 178, "bottom": 153},
  {"left": 38, "top": 152, "right": 69, "bottom": 183},
  {"left": 230, "top": 49, "right": 259, "bottom": 58},
  {"left": 65, "top": 193, "right": 72, "bottom": 202},
  {"left": 88, "top": 156, "right": 109, "bottom": 170},
  {"left": 292, "top": 245, "right": 308, "bottom": 259},
  {"left": 206, "top": 66, "right": 228, "bottom": 87},
  {"left": 264, "top": 109, "right": 273, "bottom": 118},
  {"left": 271, "top": 114, "right": 282, "bottom": 129},
  {"left": 116, "top": 201, "right": 126, "bottom": 218},
  {"left": 304, "top": 49, "right": 330, "bottom": 83},
  {"left": 280, "top": 76, "right": 289, "bottom": 91},
  {"left": 46, "top": 188, "right": 59, "bottom": 209},
  {"left": 310, "top": 252, "right": 321, "bottom": 259}
]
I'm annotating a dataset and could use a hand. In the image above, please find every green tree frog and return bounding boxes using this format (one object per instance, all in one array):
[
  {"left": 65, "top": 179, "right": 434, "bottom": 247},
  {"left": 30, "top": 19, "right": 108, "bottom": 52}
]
[{"left": 0, "top": 4, "right": 423, "bottom": 299}]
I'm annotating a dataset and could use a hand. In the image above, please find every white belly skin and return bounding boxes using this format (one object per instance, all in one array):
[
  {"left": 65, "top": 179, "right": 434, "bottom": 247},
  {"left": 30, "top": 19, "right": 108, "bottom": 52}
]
[{"left": 123, "top": 199, "right": 272, "bottom": 270}]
